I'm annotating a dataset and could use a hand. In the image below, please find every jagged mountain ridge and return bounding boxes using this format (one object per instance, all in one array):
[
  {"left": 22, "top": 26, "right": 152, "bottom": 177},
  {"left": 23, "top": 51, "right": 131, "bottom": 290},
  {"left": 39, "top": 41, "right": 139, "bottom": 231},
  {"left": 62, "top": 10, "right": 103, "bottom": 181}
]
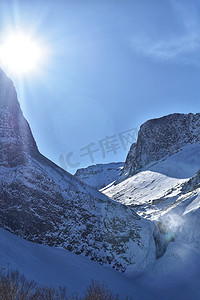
[
  {"left": 122, "top": 113, "right": 200, "bottom": 177},
  {"left": 0, "top": 69, "right": 156, "bottom": 273}
]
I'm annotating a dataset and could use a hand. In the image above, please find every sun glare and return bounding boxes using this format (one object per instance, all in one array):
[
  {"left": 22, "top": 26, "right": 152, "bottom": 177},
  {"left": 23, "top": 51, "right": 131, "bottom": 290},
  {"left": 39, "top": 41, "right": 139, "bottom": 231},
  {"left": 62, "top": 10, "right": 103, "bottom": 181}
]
[{"left": 0, "top": 33, "right": 41, "bottom": 74}]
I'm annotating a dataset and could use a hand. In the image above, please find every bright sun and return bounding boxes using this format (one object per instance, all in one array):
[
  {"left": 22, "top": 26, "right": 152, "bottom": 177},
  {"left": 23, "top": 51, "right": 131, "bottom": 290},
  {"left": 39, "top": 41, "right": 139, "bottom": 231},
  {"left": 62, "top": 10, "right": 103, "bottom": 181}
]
[{"left": 0, "top": 33, "right": 41, "bottom": 74}]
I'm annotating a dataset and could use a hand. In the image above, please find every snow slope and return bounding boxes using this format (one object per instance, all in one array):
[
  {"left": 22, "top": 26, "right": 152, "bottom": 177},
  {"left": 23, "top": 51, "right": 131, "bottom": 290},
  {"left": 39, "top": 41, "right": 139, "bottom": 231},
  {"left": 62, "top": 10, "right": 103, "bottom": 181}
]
[
  {"left": 1, "top": 227, "right": 200, "bottom": 300},
  {"left": 0, "top": 227, "right": 138, "bottom": 299},
  {"left": 103, "top": 142, "right": 200, "bottom": 219}
]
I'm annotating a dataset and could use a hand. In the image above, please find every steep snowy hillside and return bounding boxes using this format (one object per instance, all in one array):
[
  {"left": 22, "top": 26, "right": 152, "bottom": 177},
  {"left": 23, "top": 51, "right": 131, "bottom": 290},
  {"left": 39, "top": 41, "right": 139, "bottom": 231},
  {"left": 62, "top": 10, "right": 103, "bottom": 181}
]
[
  {"left": 0, "top": 227, "right": 137, "bottom": 299},
  {"left": 75, "top": 162, "right": 124, "bottom": 189},
  {"left": 0, "top": 68, "right": 156, "bottom": 273}
]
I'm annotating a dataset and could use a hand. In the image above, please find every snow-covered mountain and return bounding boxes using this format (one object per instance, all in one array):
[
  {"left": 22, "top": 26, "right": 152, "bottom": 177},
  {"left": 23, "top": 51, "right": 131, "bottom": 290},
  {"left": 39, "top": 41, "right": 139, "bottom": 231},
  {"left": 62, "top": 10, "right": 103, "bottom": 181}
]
[
  {"left": 102, "top": 114, "right": 200, "bottom": 281},
  {"left": 121, "top": 113, "right": 200, "bottom": 178},
  {"left": 0, "top": 69, "right": 156, "bottom": 273},
  {"left": 75, "top": 162, "right": 124, "bottom": 189}
]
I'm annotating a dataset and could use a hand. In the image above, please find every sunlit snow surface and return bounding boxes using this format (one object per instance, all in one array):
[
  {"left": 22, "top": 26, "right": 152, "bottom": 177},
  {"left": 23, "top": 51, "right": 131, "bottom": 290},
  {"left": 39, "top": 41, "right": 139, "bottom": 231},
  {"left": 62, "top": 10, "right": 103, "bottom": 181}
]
[{"left": 103, "top": 143, "right": 200, "bottom": 219}]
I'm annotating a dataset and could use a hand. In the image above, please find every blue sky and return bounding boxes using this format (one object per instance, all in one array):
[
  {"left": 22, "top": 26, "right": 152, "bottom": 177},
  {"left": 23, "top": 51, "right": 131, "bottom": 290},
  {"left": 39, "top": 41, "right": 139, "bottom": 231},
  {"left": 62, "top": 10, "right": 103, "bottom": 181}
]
[{"left": 1, "top": 0, "right": 200, "bottom": 174}]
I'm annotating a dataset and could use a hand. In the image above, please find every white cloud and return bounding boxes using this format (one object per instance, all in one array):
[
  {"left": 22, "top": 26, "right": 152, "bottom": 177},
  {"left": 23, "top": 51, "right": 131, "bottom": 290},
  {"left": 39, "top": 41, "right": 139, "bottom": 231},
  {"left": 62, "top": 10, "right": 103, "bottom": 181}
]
[
  {"left": 131, "top": 31, "right": 200, "bottom": 62},
  {"left": 130, "top": 0, "right": 200, "bottom": 64}
]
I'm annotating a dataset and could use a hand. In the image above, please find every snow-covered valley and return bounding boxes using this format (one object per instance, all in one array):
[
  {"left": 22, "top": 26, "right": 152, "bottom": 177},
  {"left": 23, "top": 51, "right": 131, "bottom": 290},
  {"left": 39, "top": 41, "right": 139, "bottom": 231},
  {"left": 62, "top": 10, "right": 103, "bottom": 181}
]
[{"left": 1, "top": 68, "right": 200, "bottom": 299}]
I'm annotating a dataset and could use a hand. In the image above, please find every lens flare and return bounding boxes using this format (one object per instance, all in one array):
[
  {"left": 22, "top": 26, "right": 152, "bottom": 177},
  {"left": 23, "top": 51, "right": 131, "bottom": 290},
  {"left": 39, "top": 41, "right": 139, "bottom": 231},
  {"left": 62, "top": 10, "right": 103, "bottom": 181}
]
[{"left": 0, "top": 33, "right": 41, "bottom": 74}]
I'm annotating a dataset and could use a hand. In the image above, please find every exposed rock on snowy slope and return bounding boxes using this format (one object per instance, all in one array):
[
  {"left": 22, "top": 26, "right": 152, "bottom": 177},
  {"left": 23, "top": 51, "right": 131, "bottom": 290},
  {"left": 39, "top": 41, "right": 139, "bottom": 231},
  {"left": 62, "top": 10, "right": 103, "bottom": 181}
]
[
  {"left": 0, "top": 69, "right": 155, "bottom": 272},
  {"left": 75, "top": 162, "right": 124, "bottom": 189},
  {"left": 0, "top": 227, "right": 138, "bottom": 299},
  {"left": 121, "top": 113, "right": 200, "bottom": 178}
]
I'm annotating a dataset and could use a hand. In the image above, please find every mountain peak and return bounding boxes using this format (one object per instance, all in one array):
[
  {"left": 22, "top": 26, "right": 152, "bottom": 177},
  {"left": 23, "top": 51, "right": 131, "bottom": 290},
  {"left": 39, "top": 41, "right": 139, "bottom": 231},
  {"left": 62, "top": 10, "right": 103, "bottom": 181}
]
[
  {"left": 0, "top": 69, "right": 18, "bottom": 110},
  {"left": 0, "top": 68, "right": 38, "bottom": 167}
]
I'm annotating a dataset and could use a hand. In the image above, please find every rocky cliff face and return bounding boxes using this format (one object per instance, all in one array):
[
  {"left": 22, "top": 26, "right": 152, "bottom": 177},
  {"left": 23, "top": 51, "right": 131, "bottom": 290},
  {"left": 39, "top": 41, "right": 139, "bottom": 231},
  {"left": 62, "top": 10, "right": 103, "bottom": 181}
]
[
  {"left": 0, "top": 69, "right": 156, "bottom": 273},
  {"left": 182, "top": 168, "right": 200, "bottom": 193},
  {"left": 122, "top": 113, "right": 200, "bottom": 177},
  {"left": 0, "top": 71, "right": 39, "bottom": 167}
]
